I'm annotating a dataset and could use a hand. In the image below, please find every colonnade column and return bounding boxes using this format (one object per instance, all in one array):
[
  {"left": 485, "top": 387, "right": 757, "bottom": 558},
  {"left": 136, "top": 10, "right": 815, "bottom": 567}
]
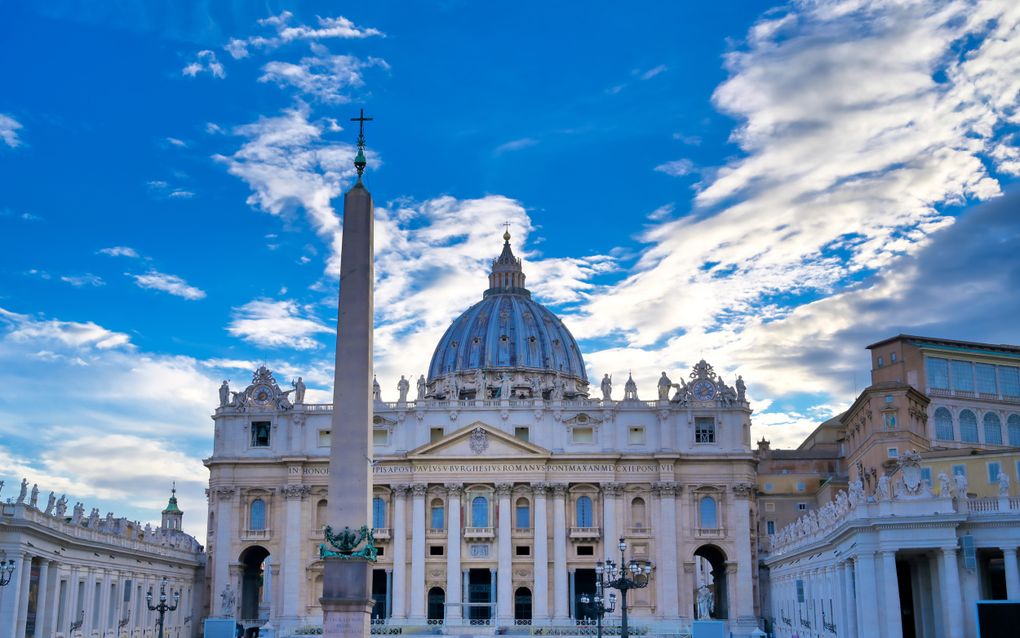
[
  {"left": 280, "top": 484, "right": 307, "bottom": 623},
  {"left": 0, "top": 551, "right": 26, "bottom": 637},
  {"left": 551, "top": 483, "right": 569, "bottom": 620},
  {"left": 533, "top": 483, "right": 550, "bottom": 621},
  {"left": 853, "top": 552, "right": 879, "bottom": 637},
  {"left": 940, "top": 548, "right": 965, "bottom": 638},
  {"left": 409, "top": 484, "right": 427, "bottom": 619},
  {"left": 840, "top": 561, "right": 857, "bottom": 638},
  {"left": 731, "top": 484, "right": 756, "bottom": 622},
  {"left": 496, "top": 483, "right": 514, "bottom": 622},
  {"left": 391, "top": 485, "right": 409, "bottom": 619},
  {"left": 881, "top": 551, "right": 903, "bottom": 638},
  {"left": 1003, "top": 547, "right": 1020, "bottom": 600},
  {"left": 446, "top": 483, "right": 463, "bottom": 620},
  {"left": 98, "top": 571, "right": 113, "bottom": 634},
  {"left": 601, "top": 483, "right": 620, "bottom": 557},
  {"left": 653, "top": 482, "right": 679, "bottom": 619}
]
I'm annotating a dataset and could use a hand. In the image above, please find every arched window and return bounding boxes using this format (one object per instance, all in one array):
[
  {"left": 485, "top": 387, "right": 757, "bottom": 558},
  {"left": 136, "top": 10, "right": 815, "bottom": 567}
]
[
  {"left": 984, "top": 413, "right": 1003, "bottom": 445},
  {"left": 515, "top": 498, "right": 530, "bottom": 529},
  {"left": 959, "top": 410, "right": 979, "bottom": 443},
  {"left": 430, "top": 498, "right": 445, "bottom": 529},
  {"left": 631, "top": 497, "right": 646, "bottom": 528},
  {"left": 427, "top": 587, "right": 445, "bottom": 621},
  {"left": 699, "top": 496, "right": 718, "bottom": 529},
  {"left": 249, "top": 499, "right": 266, "bottom": 531},
  {"left": 1008, "top": 415, "right": 1020, "bottom": 447},
  {"left": 934, "top": 407, "right": 954, "bottom": 441},
  {"left": 316, "top": 499, "right": 328, "bottom": 530},
  {"left": 576, "top": 496, "right": 593, "bottom": 527},
  {"left": 471, "top": 496, "right": 489, "bottom": 527},
  {"left": 372, "top": 497, "right": 386, "bottom": 529}
]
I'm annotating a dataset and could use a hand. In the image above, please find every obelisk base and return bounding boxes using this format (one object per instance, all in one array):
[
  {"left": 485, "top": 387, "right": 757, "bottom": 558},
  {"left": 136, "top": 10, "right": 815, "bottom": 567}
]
[{"left": 321, "top": 559, "right": 374, "bottom": 638}]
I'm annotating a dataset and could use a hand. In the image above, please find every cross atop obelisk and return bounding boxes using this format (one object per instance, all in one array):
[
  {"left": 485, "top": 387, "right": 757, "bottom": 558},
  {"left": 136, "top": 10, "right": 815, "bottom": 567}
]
[{"left": 350, "top": 108, "right": 373, "bottom": 178}]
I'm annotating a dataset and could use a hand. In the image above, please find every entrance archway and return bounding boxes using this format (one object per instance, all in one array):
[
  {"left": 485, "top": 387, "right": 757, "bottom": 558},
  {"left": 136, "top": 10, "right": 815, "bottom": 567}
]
[
  {"left": 693, "top": 544, "right": 728, "bottom": 619},
  {"left": 239, "top": 545, "right": 270, "bottom": 621},
  {"left": 427, "top": 587, "right": 446, "bottom": 621},
  {"left": 514, "top": 587, "right": 533, "bottom": 622}
]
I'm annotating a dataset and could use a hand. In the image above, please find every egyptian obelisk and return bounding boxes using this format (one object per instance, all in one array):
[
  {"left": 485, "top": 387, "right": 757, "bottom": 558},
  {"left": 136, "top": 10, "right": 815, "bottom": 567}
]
[{"left": 321, "top": 109, "right": 375, "bottom": 638}]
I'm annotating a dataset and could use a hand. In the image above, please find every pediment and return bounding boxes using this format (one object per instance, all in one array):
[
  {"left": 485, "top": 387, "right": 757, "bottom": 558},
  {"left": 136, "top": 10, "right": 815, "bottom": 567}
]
[{"left": 407, "top": 422, "right": 550, "bottom": 459}]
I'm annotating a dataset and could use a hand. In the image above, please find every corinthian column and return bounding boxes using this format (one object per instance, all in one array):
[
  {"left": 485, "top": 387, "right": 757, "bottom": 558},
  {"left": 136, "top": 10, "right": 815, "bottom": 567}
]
[
  {"left": 281, "top": 484, "right": 309, "bottom": 623},
  {"left": 653, "top": 482, "right": 679, "bottom": 619},
  {"left": 409, "top": 485, "right": 428, "bottom": 619},
  {"left": 391, "top": 485, "right": 410, "bottom": 619},
  {"left": 496, "top": 483, "right": 514, "bottom": 621},
  {"left": 601, "top": 483, "right": 622, "bottom": 554},
  {"left": 533, "top": 483, "right": 550, "bottom": 621},
  {"left": 551, "top": 483, "right": 569, "bottom": 620},
  {"left": 730, "top": 483, "right": 756, "bottom": 622},
  {"left": 446, "top": 484, "right": 464, "bottom": 620}
]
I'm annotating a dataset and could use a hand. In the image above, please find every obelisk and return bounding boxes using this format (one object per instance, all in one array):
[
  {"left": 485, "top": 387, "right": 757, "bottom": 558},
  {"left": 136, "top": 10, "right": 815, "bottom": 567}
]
[{"left": 322, "top": 109, "right": 375, "bottom": 638}]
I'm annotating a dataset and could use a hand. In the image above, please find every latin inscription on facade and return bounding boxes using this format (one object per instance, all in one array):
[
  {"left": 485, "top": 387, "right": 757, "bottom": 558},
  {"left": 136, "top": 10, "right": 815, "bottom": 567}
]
[{"left": 290, "top": 462, "right": 670, "bottom": 476}]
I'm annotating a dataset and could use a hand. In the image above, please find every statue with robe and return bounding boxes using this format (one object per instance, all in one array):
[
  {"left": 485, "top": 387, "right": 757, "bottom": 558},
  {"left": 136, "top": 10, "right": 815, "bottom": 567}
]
[
  {"left": 600, "top": 373, "right": 612, "bottom": 401},
  {"left": 954, "top": 472, "right": 968, "bottom": 497},
  {"left": 293, "top": 377, "right": 306, "bottom": 404},
  {"left": 417, "top": 374, "right": 427, "bottom": 400},
  {"left": 29, "top": 483, "right": 39, "bottom": 507},
  {"left": 500, "top": 373, "right": 513, "bottom": 399},
  {"left": 220, "top": 584, "right": 236, "bottom": 616},
  {"left": 44, "top": 492, "right": 56, "bottom": 515},
  {"left": 877, "top": 475, "right": 891, "bottom": 501},
  {"left": 397, "top": 375, "right": 410, "bottom": 403},
  {"left": 55, "top": 495, "right": 68, "bottom": 517},
  {"left": 735, "top": 375, "right": 746, "bottom": 402},
  {"left": 218, "top": 380, "right": 230, "bottom": 407},
  {"left": 657, "top": 372, "right": 672, "bottom": 400},
  {"left": 999, "top": 471, "right": 1011, "bottom": 496},
  {"left": 16, "top": 478, "right": 28, "bottom": 503},
  {"left": 697, "top": 584, "right": 713, "bottom": 619}
]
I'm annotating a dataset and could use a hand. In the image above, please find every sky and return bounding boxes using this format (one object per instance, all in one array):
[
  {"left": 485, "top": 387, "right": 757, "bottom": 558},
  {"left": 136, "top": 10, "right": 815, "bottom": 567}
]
[{"left": 2, "top": 0, "right": 1020, "bottom": 542}]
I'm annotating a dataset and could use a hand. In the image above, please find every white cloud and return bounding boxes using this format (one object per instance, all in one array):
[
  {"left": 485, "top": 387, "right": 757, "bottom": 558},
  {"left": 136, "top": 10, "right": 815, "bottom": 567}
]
[
  {"left": 654, "top": 159, "right": 695, "bottom": 176},
  {"left": 641, "top": 64, "right": 668, "bottom": 80},
  {"left": 165, "top": 136, "right": 187, "bottom": 147},
  {"left": 227, "top": 298, "right": 333, "bottom": 350},
  {"left": 257, "top": 11, "right": 383, "bottom": 44},
  {"left": 60, "top": 274, "right": 105, "bottom": 288},
  {"left": 225, "top": 38, "right": 250, "bottom": 59},
  {"left": 494, "top": 137, "right": 538, "bottom": 155},
  {"left": 129, "top": 271, "right": 206, "bottom": 300},
  {"left": 182, "top": 50, "right": 226, "bottom": 79},
  {"left": 169, "top": 189, "right": 195, "bottom": 199},
  {"left": 98, "top": 246, "right": 140, "bottom": 258},
  {"left": 0, "top": 113, "right": 23, "bottom": 148},
  {"left": 259, "top": 45, "right": 387, "bottom": 103}
]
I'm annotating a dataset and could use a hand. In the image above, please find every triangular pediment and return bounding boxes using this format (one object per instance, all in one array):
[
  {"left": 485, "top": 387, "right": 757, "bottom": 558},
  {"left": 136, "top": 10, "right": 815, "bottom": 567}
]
[{"left": 408, "top": 422, "right": 550, "bottom": 459}]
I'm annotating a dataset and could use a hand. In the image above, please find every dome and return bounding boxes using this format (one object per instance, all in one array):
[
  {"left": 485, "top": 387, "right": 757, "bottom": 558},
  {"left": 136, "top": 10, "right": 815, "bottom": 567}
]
[{"left": 427, "top": 233, "right": 587, "bottom": 399}]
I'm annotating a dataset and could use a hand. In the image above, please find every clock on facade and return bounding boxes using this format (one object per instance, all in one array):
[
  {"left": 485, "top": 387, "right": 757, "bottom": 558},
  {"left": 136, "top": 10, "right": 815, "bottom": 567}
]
[
  {"left": 691, "top": 379, "right": 717, "bottom": 401},
  {"left": 252, "top": 384, "right": 274, "bottom": 405}
]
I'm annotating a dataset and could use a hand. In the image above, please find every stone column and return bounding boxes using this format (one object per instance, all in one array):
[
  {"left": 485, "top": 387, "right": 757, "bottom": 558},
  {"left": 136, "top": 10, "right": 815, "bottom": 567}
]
[
  {"left": 98, "top": 570, "right": 112, "bottom": 634},
  {"left": 533, "top": 483, "right": 550, "bottom": 621},
  {"left": 213, "top": 486, "right": 238, "bottom": 606},
  {"left": 731, "top": 484, "right": 756, "bottom": 622},
  {"left": 385, "top": 570, "right": 393, "bottom": 618},
  {"left": 853, "top": 552, "right": 879, "bottom": 636},
  {"left": 653, "top": 482, "right": 679, "bottom": 619},
  {"left": 281, "top": 484, "right": 308, "bottom": 624},
  {"left": 409, "top": 485, "right": 427, "bottom": 619},
  {"left": 1003, "top": 548, "right": 1020, "bottom": 600},
  {"left": 446, "top": 484, "right": 464, "bottom": 621},
  {"left": 82, "top": 568, "right": 97, "bottom": 634},
  {"left": 551, "top": 483, "right": 569, "bottom": 620},
  {"left": 880, "top": 551, "right": 903, "bottom": 638},
  {"left": 496, "top": 483, "right": 514, "bottom": 622},
  {"left": 601, "top": 483, "right": 621, "bottom": 558},
  {"left": 840, "top": 561, "right": 857, "bottom": 638},
  {"left": 940, "top": 548, "right": 965, "bottom": 638},
  {"left": 391, "top": 485, "right": 410, "bottom": 619},
  {"left": 0, "top": 552, "right": 26, "bottom": 638}
]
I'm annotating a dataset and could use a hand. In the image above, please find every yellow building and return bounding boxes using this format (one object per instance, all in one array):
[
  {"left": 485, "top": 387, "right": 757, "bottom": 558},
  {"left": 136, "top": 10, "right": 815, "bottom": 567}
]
[{"left": 920, "top": 448, "right": 1020, "bottom": 497}]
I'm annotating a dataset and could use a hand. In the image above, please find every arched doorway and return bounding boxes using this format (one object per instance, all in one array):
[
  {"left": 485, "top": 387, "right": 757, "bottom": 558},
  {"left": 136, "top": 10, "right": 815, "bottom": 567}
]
[
  {"left": 239, "top": 545, "right": 270, "bottom": 621},
  {"left": 693, "top": 545, "right": 728, "bottom": 619},
  {"left": 514, "top": 587, "right": 532, "bottom": 622},
  {"left": 427, "top": 587, "right": 446, "bottom": 622}
]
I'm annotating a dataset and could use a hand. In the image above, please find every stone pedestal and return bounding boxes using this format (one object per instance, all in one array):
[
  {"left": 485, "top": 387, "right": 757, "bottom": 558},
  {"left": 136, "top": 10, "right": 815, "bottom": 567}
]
[{"left": 322, "top": 560, "right": 374, "bottom": 638}]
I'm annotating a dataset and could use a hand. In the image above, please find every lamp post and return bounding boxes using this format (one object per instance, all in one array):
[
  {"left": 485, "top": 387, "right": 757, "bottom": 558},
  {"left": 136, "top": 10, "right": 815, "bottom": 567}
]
[
  {"left": 0, "top": 559, "right": 14, "bottom": 587},
  {"left": 600, "top": 538, "right": 653, "bottom": 638},
  {"left": 146, "top": 577, "right": 180, "bottom": 638},
  {"left": 579, "top": 585, "right": 616, "bottom": 638}
]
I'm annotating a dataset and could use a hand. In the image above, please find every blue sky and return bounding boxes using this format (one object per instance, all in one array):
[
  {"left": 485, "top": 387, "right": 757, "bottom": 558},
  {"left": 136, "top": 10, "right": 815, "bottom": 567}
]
[{"left": 2, "top": 0, "right": 1020, "bottom": 540}]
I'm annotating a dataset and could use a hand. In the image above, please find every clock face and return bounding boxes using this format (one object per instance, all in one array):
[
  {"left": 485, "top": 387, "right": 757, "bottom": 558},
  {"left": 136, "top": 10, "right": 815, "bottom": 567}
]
[
  {"left": 252, "top": 384, "right": 274, "bottom": 405},
  {"left": 691, "top": 379, "right": 717, "bottom": 401}
]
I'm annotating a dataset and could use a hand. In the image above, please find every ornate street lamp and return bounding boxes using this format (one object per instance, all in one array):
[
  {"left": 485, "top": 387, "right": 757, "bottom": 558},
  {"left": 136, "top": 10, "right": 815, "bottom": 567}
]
[
  {"left": 0, "top": 559, "right": 15, "bottom": 587},
  {"left": 600, "top": 538, "right": 653, "bottom": 638},
  {"left": 580, "top": 582, "right": 616, "bottom": 638},
  {"left": 146, "top": 577, "right": 180, "bottom": 638}
]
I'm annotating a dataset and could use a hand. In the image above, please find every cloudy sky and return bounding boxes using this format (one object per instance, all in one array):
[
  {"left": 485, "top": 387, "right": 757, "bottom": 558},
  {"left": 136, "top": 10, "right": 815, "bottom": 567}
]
[{"left": 2, "top": 0, "right": 1019, "bottom": 541}]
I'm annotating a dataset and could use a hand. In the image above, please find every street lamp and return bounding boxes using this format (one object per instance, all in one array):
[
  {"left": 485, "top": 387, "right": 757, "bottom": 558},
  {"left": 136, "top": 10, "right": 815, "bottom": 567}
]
[
  {"left": 600, "top": 538, "right": 653, "bottom": 638},
  {"left": 580, "top": 570, "right": 617, "bottom": 638},
  {"left": 0, "top": 559, "right": 15, "bottom": 587},
  {"left": 146, "top": 577, "right": 180, "bottom": 638}
]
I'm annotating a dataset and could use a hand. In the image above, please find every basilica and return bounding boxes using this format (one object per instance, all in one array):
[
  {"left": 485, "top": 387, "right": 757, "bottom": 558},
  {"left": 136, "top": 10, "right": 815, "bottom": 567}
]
[{"left": 205, "top": 232, "right": 759, "bottom": 636}]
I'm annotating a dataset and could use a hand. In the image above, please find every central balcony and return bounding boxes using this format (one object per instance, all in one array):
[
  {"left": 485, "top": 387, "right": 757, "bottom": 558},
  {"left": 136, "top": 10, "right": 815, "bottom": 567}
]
[
  {"left": 463, "top": 526, "right": 496, "bottom": 540},
  {"left": 373, "top": 528, "right": 391, "bottom": 540},
  {"left": 569, "top": 526, "right": 601, "bottom": 540},
  {"left": 241, "top": 529, "right": 271, "bottom": 541}
]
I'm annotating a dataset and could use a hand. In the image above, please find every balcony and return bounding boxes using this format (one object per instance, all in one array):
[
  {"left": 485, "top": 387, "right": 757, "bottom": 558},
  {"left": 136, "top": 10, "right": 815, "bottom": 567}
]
[
  {"left": 627, "top": 526, "right": 651, "bottom": 537},
  {"left": 512, "top": 527, "right": 533, "bottom": 538},
  {"left": 569, "top": 526, "right": 601, "bottom": 540},
  {"left": 428, "top": 527, "right": 447, "bottom": 538},
  {"left": 463, "top": 526, "right": 495, "bottom": 540},
  {"left": 241, "top": 528, "right": 271, "bottom": 541},
  {"left": 373, "top": 528, "right": 391, "bottom": 540},
  {"left": 694, "top": 527, "right": 725, "bottom": 539}
]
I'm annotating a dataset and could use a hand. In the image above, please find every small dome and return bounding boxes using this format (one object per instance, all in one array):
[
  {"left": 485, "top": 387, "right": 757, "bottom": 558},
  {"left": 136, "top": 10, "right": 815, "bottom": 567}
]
[{"left": 427, "top": 233, "right": 587, "bottom": 390}]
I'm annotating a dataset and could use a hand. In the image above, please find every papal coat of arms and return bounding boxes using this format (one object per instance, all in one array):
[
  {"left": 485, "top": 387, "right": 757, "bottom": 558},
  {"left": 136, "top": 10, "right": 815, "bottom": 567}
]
[{"left": 469, "top": 427, "right": 489, "bottom": 455}]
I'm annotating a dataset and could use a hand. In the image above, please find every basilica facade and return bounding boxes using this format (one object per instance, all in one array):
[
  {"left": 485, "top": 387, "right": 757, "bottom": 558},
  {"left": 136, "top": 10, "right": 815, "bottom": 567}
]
[{"left": 205, "top": 234, "right": 759, "bottom": 636}]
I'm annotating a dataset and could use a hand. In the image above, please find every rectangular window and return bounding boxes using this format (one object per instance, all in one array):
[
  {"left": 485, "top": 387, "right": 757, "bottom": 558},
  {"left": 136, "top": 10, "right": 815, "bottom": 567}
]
[
  {"left": 988, "top": 462, "right": 1001, "bottom": 484},
  {"left": 1016, "top": 460, "right": 1020, "bottom": 482},
  {"left": 515, "top": 545, "right": 531, "bottom": 557},
  {"left": 695, "top": 417, "right": 716, "bottom": 443},
  {"left": 888, "top": 447, "right": 899, "bottom": 459},
  {"left": 1000, "top": 366, "right": 1020, "bottom": 397},
  {"left": 952, "top": 464, "right": 967, "bottom": 477},
  {"left": 251, "top": 421, "right": 271, "bottom": 447},
  {"left": 766, "top": 521, "right": 776, "bottom": 535},
  {"left": 764, "top": 502, "right": 775, "bottom": 512},
  {"left": 877, "top": 356, "right": 885, "bottom": 368},
  {"left": 372, "top": 429, "right": 389, "bottom": 446},
  {"left": 318, "top": 430, "right": 331, "bottom": 447},
  {"left": 975, "top": 363, "right": 998, "bottom": 394},
  {"left": 884, "top": 394, "right": 894, "bottom": 404},
  {"left": 764, "top": 483, "right": 773, "bottom": 493},
  {"left": 514, "top": 427, "right": 529, "bottom": 442},
  {"left": 516, "top": 504, "right": 529, "bottom": 529},
  {"left": 921, "top": 468, "right": 932, "bottom": 485},
  {"left": 430, "top": 427, "right": 444, "bottom": 443},
  {"left": 884, "top": 412, "right": 897, "bottom": 429},
  {"left": 572, "top": 427, "right": 594, "bottom": 443},
  {"left": 430, "top": 505, "right": 444, "bottom": 529},
  {"left": 926, "top": 357, "right": 950, "bottom": 389},
  {"left": 628, "top": 426, "right": 645, "bottom": 444},
  {"left": 796, "top": 482, "right": 806, "bottom": 492},
  {"left": 577, "top": 545, "right": 595, "bottom": 556},
  {"left": 951, "top": 360, "right": 974, "bottom": 392},
  {"left": 429, "top": 545, "right": 444, "bottom": 556},
  {"left": 797, "top": 503, "right": 807, "bottom": 511},
  {"left": 376, "top": 546, "right": 385, "bottom": 557},
  {"left": 891, "top": 352, "right": 897, "bottom": 363}
]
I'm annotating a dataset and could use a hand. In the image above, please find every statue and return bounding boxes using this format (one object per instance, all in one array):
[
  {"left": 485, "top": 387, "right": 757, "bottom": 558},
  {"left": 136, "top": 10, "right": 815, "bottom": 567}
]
[
  {"left": 877, "top": 475, "right": 891, "bottom": 501},
  {"left": 671, "top": 378, "right": 688, "bottom": 403},
  {"left": 735, "top": 375, "right": 746, "bottom": 402},
  {"left": 551, "top": 372, "right": 564, "bottom": 401},
  {"left": 16, "top": 478, "right": 28, "bottom": 503},
  {"left": 657, "top": 371, "right": 672, "bottom": 401},
  {"left": 44, "top": 492, "right": 56, "bottom": 515},
  {"left": 416, "top": 374, "right": 427, "bottom": 400},
  {"left": 71, "top": 502, "right": 84, "bottom": 524},
  {"left": 230, "top": 390, "right": 246, "bottom": 408},
  {"left": 938, "top": 472, "right": 952, "bottom": 497},
  {"left": 88, "top": 508, "right": 100, "bottom": 528},
  {"left": 849, "top": 479, "right": 865, "bottom": 507},
  {"left": 218, "top": 380, "right": 230, "bottom": 407},
  {"left": 220, "top": 584, "right": 236, "bottom": 616},
  {"left": 500, "top": 373, "right": 513, "bottom": 399},
  {"left": 600, "top": 373, "right": 612, "bottom": 401},
  {"left": 530, "top": 375, "right": 543, "bottom": 399},
  {"left": 475, "top": 368, "right": 486, "bottom": 398},
  {"left": 999, "top": 471, "right": 1011, "bottom": 497},
  {"left": 720, "top": 382, "right": 737, "bottom": 405},
  {"left": 29, "top": 483, "right": 39, "bottom": 507},
  {"left": 624, "top": 373, "right": 638, "bottom": 400},
  {"left": 55, "top": 495, "right": 68, "bottom": 517},
  {"left": 954, "top": 472, "right": 968, "bottom": 498},
  {"left": 373, "top": 376, "right": 382, "bottom": 402},
  {"left": 697, "top": 584, "right": 713, "bottom": 619},
  {"left": 293, "top": 377, "right": 306, "bottom": 404},
  {"left": 397, "top": 375, "right": 410, "bottom": 403},
  {"left": 445, "top": 375, "right": 459, "bottom": 401}
]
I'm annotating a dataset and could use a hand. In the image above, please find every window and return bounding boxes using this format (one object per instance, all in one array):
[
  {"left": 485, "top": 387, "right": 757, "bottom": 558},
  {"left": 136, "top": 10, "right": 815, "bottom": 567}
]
[
  {"left": 318, "top": 430, "right": 331, "bottom": 446},
  {"left": 316, "top": 499, "right": 328, "bottom": 529},
  {"left": 797, "top": 503, "right": 808, "bottom": 511},
  {"left": 877, "top": 356, "right": 884, "bottom": 368},
  {"left": 921, "top": 468, "right": 932, "bottom": 485},
  {"left": 429, "top": 545, "right": 444, "bottom": 556},
  {"left": 251, "top": 421, "right": 271, "bottom": 447},
  {"left": 884, "top": 394, "right": 894, "bottom": 404},
  {"left": 766, "top": 521, "right": 775, "bottom": 535},
  {"left": 927, "top": 357, "right": 950, "bottom": 389},
  {"left": 890, "top": 352, "right": 898, "bottom": 363},
  {"left": 796, "top": 482, "right": 806, "bottom": 492},
  {"left": 628, "top": 426, "right": 645, "bottom": 445},
  {"left": 471, "top": 496, "right": 489, "bottom": 527},
  {"left": 952, "top": 464, "right": 967, "bottom": 478},
  {"left": 514, "top": 427, "right": 530, "bottom": 442},
  {"left": 699, "top": 496, "right": 718, "bottom": 529},
  {"left": 376, "top": 546, "right": 385, "bottom": 557},
  {"left": 1000, "top": 366, "right": 1020, "bottom": 397},
  {"left": 934, "top": 407, "right": 954, "bottom": 441},
  {"left": 249, "top": 499, "right": 266, "bottom": 531},
  {"left": 764, "top": 502, "right": 775, "bottom": 512},
  {"left": 373, "top": 430, "right": 389, "bottom": 446},
  {"left": 430, "top": 499, "right": 445, "bottom": 529},
  {"left": 1008, "top": 414, "right": 1020, "bottom": 446},
  {"left": 764, "top": 483, "right": 773, "bottom": 493},
  {"left": 984, "top": 413, "right": 1003, "bottom": 445},
  {"left": 695, "top": 417, "right": 716, "bottom": 444},
  {"left": 576, "top": 496, "right": 593, "bottom": 527},
  {"left": 976, "top": 364, "right": 998, "bottom": 395},
  {"left": 430, "top": 427, "right": 444, "bottom": 443},
  {"left": 960, "top": 410, "right": 979, "bottom": 443},
  {"left": 951, "top": 361, "right": 974, "bottom": 392},
  {"left": 630, "top": 498, "right": 646, "bottom": 527},
  {"left": 988, "top": 462, "right": 1002, "bottom": 484},
  {"left": 515, "top": 545, "right": 531, "bottom": 557},
  {"left": 577, "top": 545, "right": 594, "bottom": 556},
  {"left": 515, "top": 498, "right": 530, "bottom": 529},
  {"left": 572, "top": 427, "right": 594, "bottom": 443},
  {"left": 884, "top": 412, "right": 897, "bottom": 429},
  {"left": 372, "top": 497, "right": 386, "bottom": 529},
  {"left": 888, "top": 447, "right": 899, "bottom": 459}
]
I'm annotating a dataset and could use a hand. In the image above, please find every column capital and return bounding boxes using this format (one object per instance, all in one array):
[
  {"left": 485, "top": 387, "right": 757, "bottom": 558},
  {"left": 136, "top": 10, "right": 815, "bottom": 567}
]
[
  {"left": 550, "top": 483, "right": 568, "bottom": 497},
  {"left": 213, "top": 487, "right": 236, "bottom": 500},
  {"left": 1003, "top": 547, "right": 1018, "bottom": 556},
  {"left": 281, "top": 484, "right": 311, "bottom": 499},
  {"left": 445, "top": 483, "right": 464, "bottom": 496},
  {"left": 532, "top": 482, "right": 550, "bottom": 495},
  {"left": 393, "top": 484, "right": 412, "bottom": 497},
  {"left": 601, "top": 482, "right": 626, "bottom": 496},
  {"left": 652, "top": 481, "right": 681, "bottom": 496},
  {"left": 495, "top": 483, "right": 513, "bottom": 497},
  {"left": 731, "top": 483, "right": 755, "bottom": 498},
  {"left": 411, "top": 484, "right": 429, "bottom": 497}
]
